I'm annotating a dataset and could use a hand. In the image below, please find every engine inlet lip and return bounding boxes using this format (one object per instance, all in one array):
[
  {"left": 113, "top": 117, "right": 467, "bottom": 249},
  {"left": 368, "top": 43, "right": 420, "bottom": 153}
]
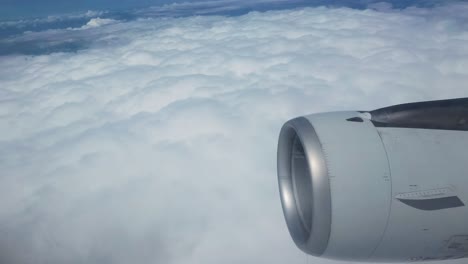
[{"left": 277, "top": 117, "right": 331, "bottom": 256}]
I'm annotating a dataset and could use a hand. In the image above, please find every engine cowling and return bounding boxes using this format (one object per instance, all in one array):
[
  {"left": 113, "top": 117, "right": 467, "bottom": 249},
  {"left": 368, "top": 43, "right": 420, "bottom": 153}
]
[{"left": 277, "top": 98, "right": 468, "bottom": 262}]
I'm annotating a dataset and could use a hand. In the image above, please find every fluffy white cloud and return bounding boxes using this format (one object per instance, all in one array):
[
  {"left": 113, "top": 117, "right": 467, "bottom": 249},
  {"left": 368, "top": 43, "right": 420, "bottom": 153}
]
[
  {"left": 78, "top": 18, "right": 119, "bottom": 29},
  {"left": 1, "top": 3, "right": 468, "bottom": 264}
]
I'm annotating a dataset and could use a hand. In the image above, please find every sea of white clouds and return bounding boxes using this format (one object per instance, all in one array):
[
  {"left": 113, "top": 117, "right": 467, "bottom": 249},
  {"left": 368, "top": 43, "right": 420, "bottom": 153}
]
[{"left": 1, "top": 2, "right": 468, "bottom": 264}]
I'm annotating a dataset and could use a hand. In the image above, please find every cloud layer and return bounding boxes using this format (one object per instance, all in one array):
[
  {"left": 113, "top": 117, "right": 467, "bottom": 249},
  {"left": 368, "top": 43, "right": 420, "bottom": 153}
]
[{"left": 1, "top": 3, "right": 468, "bottom": 264}]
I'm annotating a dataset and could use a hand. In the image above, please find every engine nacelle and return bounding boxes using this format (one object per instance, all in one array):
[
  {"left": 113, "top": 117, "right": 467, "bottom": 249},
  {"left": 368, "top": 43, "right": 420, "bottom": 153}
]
[{"left": 277, "top": 98, "right": 468, "bottom": 262}]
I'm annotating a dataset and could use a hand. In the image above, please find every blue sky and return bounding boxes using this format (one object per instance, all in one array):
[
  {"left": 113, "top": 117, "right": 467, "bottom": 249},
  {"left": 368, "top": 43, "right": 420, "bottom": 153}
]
[
  {"left": 0, "top": 0, "right": 461, "bottom": 20},
  {"left": 0, "top": 0, "right": 174, "bottom": 19}
]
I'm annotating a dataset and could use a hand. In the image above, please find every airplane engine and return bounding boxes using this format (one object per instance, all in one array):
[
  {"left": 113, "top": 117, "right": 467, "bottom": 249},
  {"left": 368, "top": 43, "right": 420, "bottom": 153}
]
[{"left": 277, "top": 98, "right": 468, "bottom": 262}]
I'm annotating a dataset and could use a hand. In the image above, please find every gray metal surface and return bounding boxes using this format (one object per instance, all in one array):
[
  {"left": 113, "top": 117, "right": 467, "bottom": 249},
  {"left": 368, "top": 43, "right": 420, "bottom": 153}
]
[
  {"left": 369, "top": 97, "right": 468, "bottom": 131},
  {"left": 371, "top": 127, "right": 468, "bottom": 261},
  {"left": 305, "top": 112, "right": 392, "bottom": 261}
]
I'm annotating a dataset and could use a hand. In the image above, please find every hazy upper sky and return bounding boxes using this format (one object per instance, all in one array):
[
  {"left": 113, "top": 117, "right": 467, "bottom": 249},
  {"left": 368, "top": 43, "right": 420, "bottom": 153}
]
[
  {"left": 1, "top": 1, "right": 468, "bottom": 264},
  {"left": 0, "top": 0, "right": 463, "bottom": 19},
  {"left": 4, "top": 0, "right": 276, "bottom": 19},
  {"left": 0, "top": 0, "right": 179, "bottom": 19}
]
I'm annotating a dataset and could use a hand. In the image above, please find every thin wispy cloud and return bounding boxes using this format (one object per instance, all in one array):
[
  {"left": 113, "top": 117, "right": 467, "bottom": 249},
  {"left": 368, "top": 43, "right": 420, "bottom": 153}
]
[{"left": 1, "top": 2, "right": 468, "bottom": 264}]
